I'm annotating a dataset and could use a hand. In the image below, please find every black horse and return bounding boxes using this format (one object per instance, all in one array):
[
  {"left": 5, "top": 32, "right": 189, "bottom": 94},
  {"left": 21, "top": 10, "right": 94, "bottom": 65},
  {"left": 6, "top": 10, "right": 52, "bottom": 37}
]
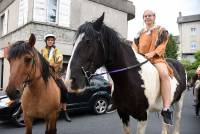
[{"left": 65, "top": 13, "right": 187, "bottom": 134}]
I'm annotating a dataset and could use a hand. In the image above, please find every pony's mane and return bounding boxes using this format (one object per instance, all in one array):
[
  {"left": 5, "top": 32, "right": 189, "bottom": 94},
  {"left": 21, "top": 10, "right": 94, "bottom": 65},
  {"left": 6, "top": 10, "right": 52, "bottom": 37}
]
[{"left": 8, "top": 41, "right": 51, "bottom": 84}]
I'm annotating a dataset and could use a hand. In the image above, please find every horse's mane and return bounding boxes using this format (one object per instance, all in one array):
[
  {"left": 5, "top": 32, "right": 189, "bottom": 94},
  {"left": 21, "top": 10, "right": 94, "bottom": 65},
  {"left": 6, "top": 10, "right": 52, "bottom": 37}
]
[
  {"left": 75, "top": 21, "right": 133, "bottom": 66},
  {"left": 75, "top": 21, "right": 128, "bottom": 47},
  {"left": 8, "top": 41, "right": 51, "bottom": 84}
]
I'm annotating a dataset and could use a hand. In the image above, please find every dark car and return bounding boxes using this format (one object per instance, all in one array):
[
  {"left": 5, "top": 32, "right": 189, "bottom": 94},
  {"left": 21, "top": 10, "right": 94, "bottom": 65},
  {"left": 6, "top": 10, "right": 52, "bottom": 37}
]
[
  {"left": 0, "top": 95, "right": 24, "bottom": 127},
  {"left": 67, "top": 75, "right": 112, "bottom": 114},
  {"left": 0, "top": 75, "right": 112, "bottom": 126}
]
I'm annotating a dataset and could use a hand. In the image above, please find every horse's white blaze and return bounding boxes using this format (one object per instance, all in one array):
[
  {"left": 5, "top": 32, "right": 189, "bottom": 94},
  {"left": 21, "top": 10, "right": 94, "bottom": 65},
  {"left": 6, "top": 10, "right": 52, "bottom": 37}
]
[
  {"left": 65, "top": 33, "right": 85, "bottom": 81},
  {"left": 133, "top": 51, "right": 179, "bottom": 111}
]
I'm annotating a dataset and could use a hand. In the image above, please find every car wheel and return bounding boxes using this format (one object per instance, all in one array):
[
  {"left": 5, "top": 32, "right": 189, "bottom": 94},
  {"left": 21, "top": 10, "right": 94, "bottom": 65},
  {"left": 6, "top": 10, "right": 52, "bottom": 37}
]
[
  {"left": 12, "top": 107, "right": 25, "bottom": 127},
  {"left": 92, "top": 98, "right": 108, "bottom": 115}
]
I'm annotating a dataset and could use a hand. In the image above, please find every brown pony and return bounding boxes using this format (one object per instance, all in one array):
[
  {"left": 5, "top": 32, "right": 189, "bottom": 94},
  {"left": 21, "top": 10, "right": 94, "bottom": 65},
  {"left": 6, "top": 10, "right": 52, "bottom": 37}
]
[{"left": 6, "top": 34, "right": 60, "bottom": 134}]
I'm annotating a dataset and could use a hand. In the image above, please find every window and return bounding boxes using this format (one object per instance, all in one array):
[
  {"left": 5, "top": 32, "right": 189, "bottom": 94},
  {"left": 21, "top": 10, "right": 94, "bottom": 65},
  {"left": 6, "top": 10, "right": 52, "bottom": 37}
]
[
  {"left": 191, "top": 27, "right": 197, "bottom": 35},
  {"left": 0, "top": 10, "right": 8, "bottom": 36},
  {"left": 47, "top": 0, "right": 57, "bottom": 23},
  {"left": 33, "top": 0, "right": 70, "bottom": 27},
  {"left": 191, "top": 42, "right": 197, "bottom": 50},
  {"left": 0, "top": 14, "right": 5, "bottom": 36}
]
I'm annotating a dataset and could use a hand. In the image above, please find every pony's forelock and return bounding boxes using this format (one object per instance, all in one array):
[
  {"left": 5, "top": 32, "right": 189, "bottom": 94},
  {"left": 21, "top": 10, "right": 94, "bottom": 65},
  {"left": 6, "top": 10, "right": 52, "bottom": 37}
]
[
  {"left": 8, "top": 41, "right": 51, "bottom": 84},
  {"left": 8, "top": 41, "right": 32, "bottom": 60}
]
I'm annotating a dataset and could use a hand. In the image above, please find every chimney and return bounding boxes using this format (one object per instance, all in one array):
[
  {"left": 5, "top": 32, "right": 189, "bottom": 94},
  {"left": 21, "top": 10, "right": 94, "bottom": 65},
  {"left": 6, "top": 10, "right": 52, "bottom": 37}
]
[{"left": 179, "top": 12, "right": 182, "bottom": 17}]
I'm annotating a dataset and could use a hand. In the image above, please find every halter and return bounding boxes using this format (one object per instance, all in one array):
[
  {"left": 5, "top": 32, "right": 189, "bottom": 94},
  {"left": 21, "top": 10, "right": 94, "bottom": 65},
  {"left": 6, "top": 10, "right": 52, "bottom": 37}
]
[
  {"left": 80, "top": 31, "right": 149, "bottom": 84},
  {"left": 23, "top": 51, "right": 42, "bottom": 88}
]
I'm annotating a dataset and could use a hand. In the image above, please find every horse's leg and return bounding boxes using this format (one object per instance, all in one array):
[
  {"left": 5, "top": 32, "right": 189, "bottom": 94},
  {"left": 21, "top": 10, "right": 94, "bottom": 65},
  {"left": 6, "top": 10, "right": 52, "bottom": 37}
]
[
  {"left": 172, "top": 91, "right": 185, "bottom": 134},
  {"left": 24, "top": 115, "right": 33, "bottom": 134},
  {"left": 161, "top": 123, "right": 169, "bottom": 134},
  {"left": 136, "top": 120, "right": 148, "bottom": 134},
  {"left": 46, "top": 111, "right": 57, "bottom": 134},
  {"left": 45, "top": 119, "right": 49, "bottom": 134},
  {"left": 117, "top": 110, "right": 130, "bottom": 134}
]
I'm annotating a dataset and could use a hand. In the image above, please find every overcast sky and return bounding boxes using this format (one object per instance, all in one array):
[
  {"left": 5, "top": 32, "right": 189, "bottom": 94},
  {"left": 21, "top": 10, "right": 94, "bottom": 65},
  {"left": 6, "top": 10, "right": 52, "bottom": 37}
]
[{"left": 127, "top": 0, "right": 200, "bottom": 40}]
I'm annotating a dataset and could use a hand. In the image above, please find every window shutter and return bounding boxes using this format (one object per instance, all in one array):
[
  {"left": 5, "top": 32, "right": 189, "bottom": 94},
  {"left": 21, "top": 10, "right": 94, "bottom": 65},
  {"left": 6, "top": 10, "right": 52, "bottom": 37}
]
[
  {"left": 58, "top": 0, "right": 71, "bottom": 27},
  {"left": 33, "top": 0, "right": 47, "bottom": 22},
  {"left": 18, "top": 0, "right": 28, "bottom": 27}
]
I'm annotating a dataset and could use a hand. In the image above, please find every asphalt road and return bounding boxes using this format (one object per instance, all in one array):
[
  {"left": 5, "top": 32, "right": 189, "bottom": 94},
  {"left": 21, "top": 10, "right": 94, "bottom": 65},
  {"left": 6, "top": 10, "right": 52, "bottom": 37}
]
[{"left": 0, "top": 89, "right": 200, "bottom": 134}]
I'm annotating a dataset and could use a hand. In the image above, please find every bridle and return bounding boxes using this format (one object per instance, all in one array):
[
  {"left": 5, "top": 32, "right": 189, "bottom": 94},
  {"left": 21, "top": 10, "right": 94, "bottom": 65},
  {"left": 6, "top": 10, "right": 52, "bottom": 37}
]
[
  {"left": 80, "top": 32, "right": 148, "bottom": 85},
  {"left": 23, "top": 50, "right": 42, "bottom": 88}
]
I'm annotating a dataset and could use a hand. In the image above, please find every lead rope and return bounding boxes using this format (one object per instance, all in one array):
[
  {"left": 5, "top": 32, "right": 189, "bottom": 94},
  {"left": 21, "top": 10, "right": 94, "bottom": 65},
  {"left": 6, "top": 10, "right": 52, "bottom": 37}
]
[{"left": 81, "top": 59, "right": 148, "bottom": 83}]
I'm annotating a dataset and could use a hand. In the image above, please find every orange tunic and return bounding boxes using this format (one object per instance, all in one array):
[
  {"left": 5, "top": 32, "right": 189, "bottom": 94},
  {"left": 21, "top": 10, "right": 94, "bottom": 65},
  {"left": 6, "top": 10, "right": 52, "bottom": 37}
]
[{"left": 132, "top": 25, "right": 173, "bottom": 76}]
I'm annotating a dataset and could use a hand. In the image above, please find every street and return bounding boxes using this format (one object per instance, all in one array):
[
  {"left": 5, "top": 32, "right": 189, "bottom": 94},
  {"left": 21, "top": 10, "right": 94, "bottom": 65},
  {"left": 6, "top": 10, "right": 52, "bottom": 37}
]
[{"left": 0, "top": 89, "right": 200, "bottom": 134}]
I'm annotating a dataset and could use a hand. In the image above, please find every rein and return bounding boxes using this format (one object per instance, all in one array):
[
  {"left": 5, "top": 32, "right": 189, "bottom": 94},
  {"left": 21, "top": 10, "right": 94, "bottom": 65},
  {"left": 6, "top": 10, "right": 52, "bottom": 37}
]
[{"left": 81, "top": 59, "right": 148, "bottom": 84}]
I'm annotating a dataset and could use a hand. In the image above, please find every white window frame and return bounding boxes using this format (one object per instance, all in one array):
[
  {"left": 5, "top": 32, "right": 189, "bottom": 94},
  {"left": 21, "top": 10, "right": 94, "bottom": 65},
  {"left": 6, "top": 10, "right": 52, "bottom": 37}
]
[
  {"left": 190, "top": 42, "right": 197, "bottom": 50},
  {"left": 33, "top": 0, "right": 70, "bottom": 27},
  {"left": 191, "top": 27, "right": 197, "bottom": 35},
  {"left": 0, "top": 10, "right": 8, "bottom": 36}
]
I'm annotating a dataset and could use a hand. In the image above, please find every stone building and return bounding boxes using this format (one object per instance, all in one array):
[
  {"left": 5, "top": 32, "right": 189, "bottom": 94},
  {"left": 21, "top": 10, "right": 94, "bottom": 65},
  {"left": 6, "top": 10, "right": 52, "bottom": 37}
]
[
  {"left": 177, "top": 12, "right": 200, "bottom": 61},
  {"left": 0, "top": 0, "right": 135, "bottom": 89}
]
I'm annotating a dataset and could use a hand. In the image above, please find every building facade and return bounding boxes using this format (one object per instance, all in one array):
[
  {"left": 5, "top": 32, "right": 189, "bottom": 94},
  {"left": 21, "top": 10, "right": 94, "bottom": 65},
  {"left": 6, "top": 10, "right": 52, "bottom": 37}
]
[
  {"left": 177, "top": 13, "right": 200, "bottom": 61},
  {"left": 0, "top": 0, "right": 135, "bottom": 89}
]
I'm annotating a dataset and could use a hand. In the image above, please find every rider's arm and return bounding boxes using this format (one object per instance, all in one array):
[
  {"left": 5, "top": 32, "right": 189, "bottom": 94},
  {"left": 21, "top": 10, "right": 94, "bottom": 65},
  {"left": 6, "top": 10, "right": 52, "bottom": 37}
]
[{"left": 154, "top": 28, "right": 169, "bottom": 57}]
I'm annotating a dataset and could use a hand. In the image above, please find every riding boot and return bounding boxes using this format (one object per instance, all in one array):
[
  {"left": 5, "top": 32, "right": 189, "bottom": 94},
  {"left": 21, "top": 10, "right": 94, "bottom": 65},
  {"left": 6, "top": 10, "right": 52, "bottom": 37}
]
[
  {"left": 64, "top": 111, "right": 71, "bottom": 122},
  {"left": 106, "top": 103, "right": 116, "bottom": 113},
  {"left": 161, "top": 108, "right": 173, "bottom": 126}
]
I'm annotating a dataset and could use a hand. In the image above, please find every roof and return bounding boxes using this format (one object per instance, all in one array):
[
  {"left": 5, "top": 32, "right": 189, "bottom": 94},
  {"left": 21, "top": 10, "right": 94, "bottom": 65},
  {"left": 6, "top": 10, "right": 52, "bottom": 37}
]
[
  {"left": 177, "top": 14, "right": 200, "bottom": 24},
  {"left": 89, "top": 0, "right": 135, "bottom": 20}
]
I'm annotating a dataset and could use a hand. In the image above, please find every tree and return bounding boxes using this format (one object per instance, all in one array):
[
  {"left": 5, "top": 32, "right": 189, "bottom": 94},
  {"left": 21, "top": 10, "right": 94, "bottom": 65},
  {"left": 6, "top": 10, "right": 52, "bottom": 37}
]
[
  {"left": 181, "top": 51, "right": 200, "bottom": 80},
  {"left": 194, "top": 50, "right": 200, "bottom": 61},
  {"left": 165, "top": 34, "right": 178, "bottom": 59}
]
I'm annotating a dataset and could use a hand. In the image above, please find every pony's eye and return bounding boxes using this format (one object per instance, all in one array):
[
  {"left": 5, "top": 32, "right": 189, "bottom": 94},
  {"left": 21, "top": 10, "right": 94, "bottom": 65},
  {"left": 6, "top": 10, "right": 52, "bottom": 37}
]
[{"left": 24, "top": 57, "right": 32, "bottom": 64}]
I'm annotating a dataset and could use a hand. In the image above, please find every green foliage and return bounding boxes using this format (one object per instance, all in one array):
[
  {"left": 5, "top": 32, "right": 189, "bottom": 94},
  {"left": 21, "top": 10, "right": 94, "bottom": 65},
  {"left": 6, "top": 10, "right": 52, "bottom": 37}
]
[
  {"left": 194, "top": 51, "right": 200, "bottom": 61},
  {"left": 165, "top": 34, "right": 178, "bottom": 59},
  {"left": 181, "top": 51, "right": 200, "bottom": 80},
  {"left": 187, "top": 69, "right": 196, "bottom": 81}
]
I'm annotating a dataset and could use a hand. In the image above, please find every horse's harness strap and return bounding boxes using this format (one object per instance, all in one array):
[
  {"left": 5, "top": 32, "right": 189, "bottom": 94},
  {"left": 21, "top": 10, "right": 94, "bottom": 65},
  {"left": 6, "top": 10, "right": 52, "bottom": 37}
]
[
  {"left": 81, "top": 59, "right": 148, "bottom": 83},
  {"left": 23, "top": 74, "right": 42, "bottom": 88},
  {"left": 23, "top": 51, "right": 42, "bottom": 88}
]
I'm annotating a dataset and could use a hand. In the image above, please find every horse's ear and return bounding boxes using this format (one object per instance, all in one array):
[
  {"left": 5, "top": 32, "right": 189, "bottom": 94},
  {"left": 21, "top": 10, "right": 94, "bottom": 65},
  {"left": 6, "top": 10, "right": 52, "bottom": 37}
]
[
  {"left": 93, "top": 12, "right": 104, "bottom": 31},
  {"left": 28, "top": 33, "right": 36, "bottom": 47}
]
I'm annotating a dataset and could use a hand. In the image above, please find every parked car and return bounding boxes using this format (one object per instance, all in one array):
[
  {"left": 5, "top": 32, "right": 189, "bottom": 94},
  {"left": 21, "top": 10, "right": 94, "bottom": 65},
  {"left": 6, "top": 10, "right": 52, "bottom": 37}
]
[
  {"left": 0, "top": 75, "right": 112, "bottom": 127},
  {"left": 67, "top": 75, "right": 112, "bottom": 114},
  {"left": 0, "top": 95, "right": 24, "bottom": 127}
]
